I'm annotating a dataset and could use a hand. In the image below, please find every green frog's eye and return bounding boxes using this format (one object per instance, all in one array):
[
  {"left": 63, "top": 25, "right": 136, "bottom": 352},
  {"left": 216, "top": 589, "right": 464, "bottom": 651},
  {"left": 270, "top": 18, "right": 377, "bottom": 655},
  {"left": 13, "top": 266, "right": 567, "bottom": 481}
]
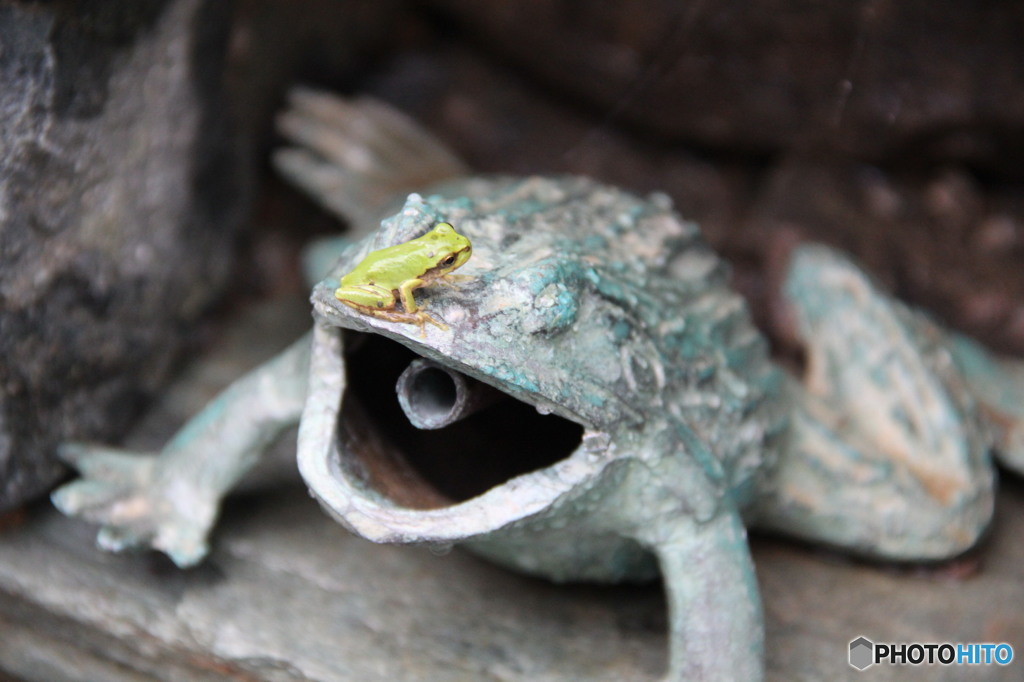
[{"left": 441, "top": 254, "right": 457, "bottom": 267}]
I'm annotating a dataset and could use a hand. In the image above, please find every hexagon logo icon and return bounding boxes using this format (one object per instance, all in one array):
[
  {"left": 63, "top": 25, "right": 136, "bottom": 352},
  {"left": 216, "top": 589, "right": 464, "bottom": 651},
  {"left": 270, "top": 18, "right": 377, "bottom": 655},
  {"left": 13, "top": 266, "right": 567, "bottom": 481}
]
[{"left": 849, "top": 636, "right": 874, "bottom": 670}]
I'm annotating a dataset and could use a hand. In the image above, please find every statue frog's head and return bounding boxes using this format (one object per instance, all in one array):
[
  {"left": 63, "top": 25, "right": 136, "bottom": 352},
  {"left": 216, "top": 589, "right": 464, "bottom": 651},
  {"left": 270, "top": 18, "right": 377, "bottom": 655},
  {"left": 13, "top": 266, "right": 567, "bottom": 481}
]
[{"left": 297, "top": 177, "right": 784, "bottom": 582}]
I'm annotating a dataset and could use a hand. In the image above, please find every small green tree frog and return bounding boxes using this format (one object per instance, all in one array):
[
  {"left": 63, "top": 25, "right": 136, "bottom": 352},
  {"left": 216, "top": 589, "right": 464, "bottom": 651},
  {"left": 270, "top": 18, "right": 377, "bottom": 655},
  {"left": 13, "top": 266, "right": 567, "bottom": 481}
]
[{"left": 334, "top": 221, "right": 472, "bottom": 332}]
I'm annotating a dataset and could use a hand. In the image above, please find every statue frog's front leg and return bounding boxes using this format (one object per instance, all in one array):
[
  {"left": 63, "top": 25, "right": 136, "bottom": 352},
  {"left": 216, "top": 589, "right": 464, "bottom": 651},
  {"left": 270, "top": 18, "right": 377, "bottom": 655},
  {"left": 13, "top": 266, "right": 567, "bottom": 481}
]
[
  {"left": 646, "top": 509, "right": 763, "bottom": 682},
  {"left": 590, "top": 452, "right": 765, "bottom": 682},
  {"left": 52, "top": 332, "right": 312, "bottom": 567}
]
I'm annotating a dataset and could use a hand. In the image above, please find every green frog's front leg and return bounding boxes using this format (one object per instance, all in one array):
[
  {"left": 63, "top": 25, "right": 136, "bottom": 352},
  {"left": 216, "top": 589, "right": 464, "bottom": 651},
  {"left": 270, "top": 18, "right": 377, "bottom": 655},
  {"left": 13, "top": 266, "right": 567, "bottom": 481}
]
[{"left": 52, "top": 333, "right": 312, "bottom": 567}]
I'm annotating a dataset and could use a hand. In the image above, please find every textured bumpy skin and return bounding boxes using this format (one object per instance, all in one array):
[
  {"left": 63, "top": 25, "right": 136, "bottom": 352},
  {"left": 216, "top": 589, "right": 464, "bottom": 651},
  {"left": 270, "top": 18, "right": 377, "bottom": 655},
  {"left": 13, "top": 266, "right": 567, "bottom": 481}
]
[{"left": 54, "top": 92, "right": 1023, "bottom": 681}]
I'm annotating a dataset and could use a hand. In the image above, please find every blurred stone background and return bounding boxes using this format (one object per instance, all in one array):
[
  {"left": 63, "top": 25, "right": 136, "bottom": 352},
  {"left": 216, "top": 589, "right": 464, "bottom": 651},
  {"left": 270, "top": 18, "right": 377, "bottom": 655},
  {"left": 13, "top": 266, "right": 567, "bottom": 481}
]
[{"left": 1, "top": 0, "right": 1023, "bottom": 679}]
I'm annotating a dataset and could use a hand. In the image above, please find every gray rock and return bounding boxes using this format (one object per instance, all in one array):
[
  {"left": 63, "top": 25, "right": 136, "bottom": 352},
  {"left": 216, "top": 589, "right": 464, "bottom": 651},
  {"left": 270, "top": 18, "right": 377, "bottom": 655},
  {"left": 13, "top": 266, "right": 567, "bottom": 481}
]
[{"left": 0, "top": 0, "right": 241, "bottom": 511}]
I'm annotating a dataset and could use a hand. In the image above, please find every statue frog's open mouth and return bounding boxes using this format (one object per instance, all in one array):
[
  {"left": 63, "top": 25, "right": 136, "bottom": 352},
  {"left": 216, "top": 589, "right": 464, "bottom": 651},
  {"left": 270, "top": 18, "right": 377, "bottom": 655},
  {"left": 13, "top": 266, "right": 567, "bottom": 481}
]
[{"left": 302, "top": 323, "right": 599, "bottom": 537}]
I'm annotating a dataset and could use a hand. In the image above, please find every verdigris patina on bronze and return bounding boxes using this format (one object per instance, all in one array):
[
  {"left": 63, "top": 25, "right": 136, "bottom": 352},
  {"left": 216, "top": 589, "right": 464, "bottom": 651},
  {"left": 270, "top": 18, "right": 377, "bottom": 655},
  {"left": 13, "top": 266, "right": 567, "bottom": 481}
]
[{"left": 54, "top": 92, "right": 1024, "bottom": 681}]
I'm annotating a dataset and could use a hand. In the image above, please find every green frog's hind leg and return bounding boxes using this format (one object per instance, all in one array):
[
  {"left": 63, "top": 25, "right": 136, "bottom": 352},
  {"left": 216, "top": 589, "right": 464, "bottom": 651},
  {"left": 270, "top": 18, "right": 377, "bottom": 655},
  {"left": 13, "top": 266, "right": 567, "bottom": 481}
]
[
  {"left": 946, "top": 333, "right": 1024, "bottom": 476},
  {"left": 273, "top": 88, "right": 468, "bottom": 236},
  {"left": 52, "top": 333, "right": 313, "bottom": 567},
  {"left": 754, "top": 245, "right": 995, "bottom": 560}
]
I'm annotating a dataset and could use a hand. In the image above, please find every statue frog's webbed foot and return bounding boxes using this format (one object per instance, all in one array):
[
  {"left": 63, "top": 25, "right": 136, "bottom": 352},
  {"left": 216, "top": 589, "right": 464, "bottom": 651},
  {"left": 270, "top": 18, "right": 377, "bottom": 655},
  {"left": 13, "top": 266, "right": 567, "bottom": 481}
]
[
  {"left": 51, "top": 334, "right": 313, "bottom": 567},
  {"left": 52, "top": 444, "right": 213, "bottom": 567}
]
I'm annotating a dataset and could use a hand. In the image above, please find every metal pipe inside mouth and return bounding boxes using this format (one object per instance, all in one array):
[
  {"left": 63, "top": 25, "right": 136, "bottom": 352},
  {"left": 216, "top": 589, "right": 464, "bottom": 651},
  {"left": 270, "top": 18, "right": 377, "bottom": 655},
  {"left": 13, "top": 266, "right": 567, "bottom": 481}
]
[{"left": 395, "top": 358, "right": 501, "bottom": 430}]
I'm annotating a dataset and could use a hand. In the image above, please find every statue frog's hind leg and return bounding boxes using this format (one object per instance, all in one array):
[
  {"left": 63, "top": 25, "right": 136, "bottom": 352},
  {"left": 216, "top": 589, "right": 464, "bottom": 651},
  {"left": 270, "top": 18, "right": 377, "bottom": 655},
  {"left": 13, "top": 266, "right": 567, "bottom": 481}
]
[{"left": 753, "top": 245, "right": 997, "bottom": 559}]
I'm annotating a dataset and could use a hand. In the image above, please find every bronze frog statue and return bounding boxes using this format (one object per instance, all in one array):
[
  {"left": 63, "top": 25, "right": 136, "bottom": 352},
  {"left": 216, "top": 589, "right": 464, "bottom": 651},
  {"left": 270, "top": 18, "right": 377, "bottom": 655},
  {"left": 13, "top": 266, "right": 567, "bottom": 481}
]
[{"left": 54, "top": 90, "right": 1024, "bottom": 681}]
